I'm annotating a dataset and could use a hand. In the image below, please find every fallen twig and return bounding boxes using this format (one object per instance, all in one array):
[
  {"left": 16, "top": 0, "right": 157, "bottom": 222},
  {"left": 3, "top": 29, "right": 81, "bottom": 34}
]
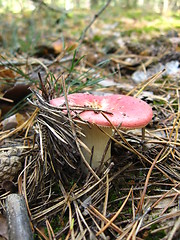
[{"left": 79, "top": 0, "right": 112, "bottom": 45}]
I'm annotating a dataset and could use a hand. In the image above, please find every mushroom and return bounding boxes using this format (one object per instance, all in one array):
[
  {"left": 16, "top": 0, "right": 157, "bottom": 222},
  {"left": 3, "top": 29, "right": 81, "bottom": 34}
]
[{"left": 50, "top": 93, "right": 153, "bottom": 169}]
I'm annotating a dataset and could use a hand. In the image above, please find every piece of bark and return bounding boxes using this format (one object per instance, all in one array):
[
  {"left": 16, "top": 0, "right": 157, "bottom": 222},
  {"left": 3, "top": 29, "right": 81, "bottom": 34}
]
[{"left": 5, "top": 194, "right": 33, "bottom": 240}]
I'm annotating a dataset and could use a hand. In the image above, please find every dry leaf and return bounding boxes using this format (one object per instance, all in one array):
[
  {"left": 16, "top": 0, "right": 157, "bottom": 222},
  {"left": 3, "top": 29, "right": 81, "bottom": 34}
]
[
  {"left": 0, "top": 66, "right": 16, "bottom": 80},
  {"left": 1, "top": 180, "right": 17, "bottom": 193},
  {"left": 0, "top": 214, "right": 8, "bottom": 240},
  {"left": 0, "top": 84, "right": 31, "bottom": 117},
  {"left": 34, "top": 39, "right": 78, "bottom": 58},
  {"left": 0, "top": 113, "right": 28, "bottom": 130},
  {"left": 0, "top": 66, "right": 17, "bottom": 94},
  {"left": 3, "top": 84, "right": 31, "bottom": 103},
  {"left": 52, "top": 39, "right": 78, "bottom": 54}
]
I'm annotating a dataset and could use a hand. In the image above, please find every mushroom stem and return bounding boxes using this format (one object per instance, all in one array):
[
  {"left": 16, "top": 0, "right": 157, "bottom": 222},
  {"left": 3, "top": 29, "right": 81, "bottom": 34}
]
[{"left": 80, "top": 124, "right": 112, "bottom": 169}]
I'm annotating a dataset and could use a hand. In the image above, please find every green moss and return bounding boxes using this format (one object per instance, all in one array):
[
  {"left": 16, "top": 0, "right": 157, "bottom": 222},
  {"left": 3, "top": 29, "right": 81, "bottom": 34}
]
[
  {"left": 139, "top": 170, "right": 143, "bottom": 177},
  {"left": 109, "top": 191, "right": 118, "bottom": 202},
  {"left": 144, "top": 223, "right": 166, "bottom": 239},
  {"left": 153, "top": 99, "right": 166, "bottom": 106},
  {"left": 92, "top": 34, "right": 104, "bottom": 42}
]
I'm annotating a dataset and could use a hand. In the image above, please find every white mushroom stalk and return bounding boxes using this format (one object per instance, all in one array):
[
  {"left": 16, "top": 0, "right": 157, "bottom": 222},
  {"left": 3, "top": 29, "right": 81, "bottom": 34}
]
[{"left": 79, "top": 123, "right": 112, "bottom": 169}]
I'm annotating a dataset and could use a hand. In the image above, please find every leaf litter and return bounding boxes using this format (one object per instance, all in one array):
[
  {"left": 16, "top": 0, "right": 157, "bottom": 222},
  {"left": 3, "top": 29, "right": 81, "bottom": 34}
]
[{"left": 0, "top": 2, "right": 180, "bottom": 240}]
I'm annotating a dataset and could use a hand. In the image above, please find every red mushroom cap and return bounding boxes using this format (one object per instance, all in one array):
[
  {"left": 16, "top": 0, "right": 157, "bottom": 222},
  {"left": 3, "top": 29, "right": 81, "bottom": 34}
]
[{"left": 50, "top": 93, "right": 153, "bottom": 129}]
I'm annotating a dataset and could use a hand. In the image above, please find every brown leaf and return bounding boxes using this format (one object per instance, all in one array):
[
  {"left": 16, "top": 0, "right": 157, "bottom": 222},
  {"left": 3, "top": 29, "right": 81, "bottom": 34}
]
[
  {"left": 0, "top": 84, "right": 31, "bottom": 117},
  {"left": 0, "top": 113, "right": 28, "bottom": 130},
  {"left": 52, "top": 39, "right": 78, "bottom": 54},
  {"left": 0, "top": 214, "right": 8, "bottom": 240},
  {"left": 3, "top": 84, "right": 31, "bottom": 103},
  {"left": 34, "top": 45, "right": 55, "bottom": 58},
  {"left": 0, "top": 66, "right": 17, "bottom": 94},
  {"left": 34, "top": 39, "right": 78, "bottom": 58},
  {"left": 0, "top": 66, "right": 16, "bottom": 80},
  {"left": 1, "top": 180, "right": 17, "bottom": 193}
]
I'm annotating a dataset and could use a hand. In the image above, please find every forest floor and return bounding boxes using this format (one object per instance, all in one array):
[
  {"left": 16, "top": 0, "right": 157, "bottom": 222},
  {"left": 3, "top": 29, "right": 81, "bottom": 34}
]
[{"left": 0, "top": 3, "right": 180, "bottom": 240}]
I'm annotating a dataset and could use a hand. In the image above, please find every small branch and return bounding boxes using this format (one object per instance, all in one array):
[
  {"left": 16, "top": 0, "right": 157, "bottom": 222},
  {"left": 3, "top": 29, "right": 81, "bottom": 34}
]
[
  {"left": 79, "top": 0, "right": 112, "bottom": 45},
  {"left": 168, "top": 216, "right": 180, "bottom": 240},
  {"left": 0, "top": 56, "right": 73, "bottom": 67},
  {"left": 6, "top": 194, "right": 33, "bottom": 240},
  {"left": 32, "top": 0, "right": 65, "bottom": 13}
]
